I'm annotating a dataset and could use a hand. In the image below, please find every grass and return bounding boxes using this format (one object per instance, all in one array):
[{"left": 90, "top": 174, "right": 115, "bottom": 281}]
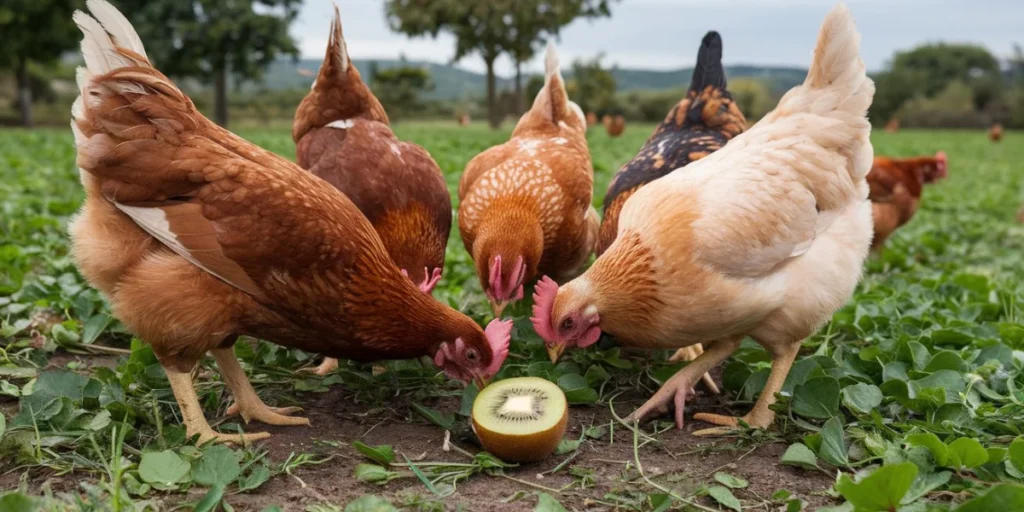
[{"left": 1, "top": 121, "right": 1024, "bottom": 511}]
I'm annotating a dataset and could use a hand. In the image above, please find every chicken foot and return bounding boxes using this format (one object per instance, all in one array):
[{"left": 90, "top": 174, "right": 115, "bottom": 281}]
[
  {"left": 212, "top": 348, "right": 311, "bottom": 427},
  {"left": 165, "top": 366, "right": 271, "bottom": 445},
  {"left": 627, "top": 337, "right": 742, "bottom": 429},
  {"left": 300, "top": 357, "right": 339, "bottom": 376},
  {"left": 693, "top": 340, "right": 801, "bottom": 436},
  {"left": 667, "top": 344, "right": 720, "bottom": 394}
]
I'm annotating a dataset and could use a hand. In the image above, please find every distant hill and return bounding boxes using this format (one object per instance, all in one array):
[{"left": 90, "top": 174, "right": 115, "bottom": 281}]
[{"left": 248, "top": 58, "right": 808, "bottom": 99}]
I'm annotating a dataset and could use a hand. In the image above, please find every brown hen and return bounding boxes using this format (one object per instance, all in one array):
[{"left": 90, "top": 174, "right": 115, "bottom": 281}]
[
  {"left": 458, "top": 44, "right": 598, "bottom": 317},
  {"left": 68, "top": 0, "right": 509, "bottom": 445},
  {"left": 868, "top": 152, "right": 947, "bottom": 249},
  {"left": 292, "top": 8, "right": 452, "bottom": 375}
]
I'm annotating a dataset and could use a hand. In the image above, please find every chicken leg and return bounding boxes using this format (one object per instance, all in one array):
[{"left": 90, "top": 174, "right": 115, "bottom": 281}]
[
  {"left": 668, "top": 344, "right": 720, "bottom": 394},
  {"left": 300, "top": 357, "right": 339, "bottom": 377},
  {"left": 627, "top": 337, "right": 742, "bottom": 429},
  {"left": 693, "top": 340, "right": 801, "bottom": 436},
  {"left": 212, "top": 348, "right": 310, "bottom": 427},
  {"left": 165, "top": 366, "right": 271, "bottom": 445}
]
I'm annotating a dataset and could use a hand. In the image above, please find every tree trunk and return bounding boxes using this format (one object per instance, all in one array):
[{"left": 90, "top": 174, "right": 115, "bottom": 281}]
[
  {"left": 485, "top": 56, "right": 499, "bottom": 129},
  {"left": 214, "top": 67, "right": 229, "bottom": 127},
  {"left": 515, "top": 60, "right": 524, "bottom": 114},
  {"left": 16, "top": 61, "right": 34, "bottom": 129}
]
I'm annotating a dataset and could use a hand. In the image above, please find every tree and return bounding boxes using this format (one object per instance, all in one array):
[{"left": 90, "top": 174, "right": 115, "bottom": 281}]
[
  {"left": 114, "top": 0, "right": 301, "bottom": 127},
  {"left": 372, "top": 65, "right": 434, "bottom": 119},
  {"left": 569, "top": 53, "right": 616, "bottom": 114},
  {"left": 385, "top": 0, "right": 615, "bottom": 128},
  {"left": 0, "top": 0, "right": 80, "bottom": 127},
  {"left": 868, "top": 43, "right": 1002, "bottom": 124}
]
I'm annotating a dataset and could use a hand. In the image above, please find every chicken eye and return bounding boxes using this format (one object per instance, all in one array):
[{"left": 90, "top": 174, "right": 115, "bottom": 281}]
[
  {"left": 561, "top": 318, "right": 575, "bottom": 331},
  {"left": 466, "top": 349, "right": 478, "bottom": 361}
]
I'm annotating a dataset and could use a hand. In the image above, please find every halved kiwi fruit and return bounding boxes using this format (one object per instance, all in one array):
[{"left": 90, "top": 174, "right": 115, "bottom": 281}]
[{"left": 471, "top": 377, "right": 568, "bottom": 462}]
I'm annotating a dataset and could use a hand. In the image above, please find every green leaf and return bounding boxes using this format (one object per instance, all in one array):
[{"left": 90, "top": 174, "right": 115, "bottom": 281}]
[
  {"left": 834, "top": 462, "right": 917, "bottom": 512},
  {"left": 841, "top": 383, "right": 884, "bottom": 415},
  {"left": 907, "top": 432, "right": 951, "bottom": 467},
  {"left": 792, "top": 376, "right": 841, "bottom": 419},
  {"left": 954, "top": 483, "right": 1024, "bottom": 511},
  {"left": 535, "top": 492, "right": 568, "bottom": 512},
  {"left": 903, "top": 471, "right": 951, "bottom": 504},
  {"left": 0, "top": 493, "right": 35, "bottom": 512},
  {"left": 947, "top": 438, "right": 988, "bottom": 469},
  {"left": 85, "top": 410, "right": 111, "bottom": 431},
  {"left": 403, "top": 454, "right": 452, "bottom": 497},
  {"left": 193, "top": 485, "right": 224, "bottom": 512},
  {"left": 555, "top": 436, "right": 583, "bottom": 455},
  {"left": 344, "top": 495, "right": 399, "bottom": 512},
  {"left": 237, "top": 464, "right": 271, "bottom": 492},
  {"left": 819, "top": 416, "right": 850, "bottom": 468},
  {"left": 557, "top": 373, "right": 598, "bottom": 404},
  {"left": 1009, "top": 437, "right": 1024, "bottom": 471},
  {"left": 81, "top": 313, "right": 112, "bottom": 345},
  {"left": 354, "top": 463, "right": 399, "bottom": 484},
  {"left": 714, "top": 472, "right": 749, "bottom": 489},
  {"left": 353, "top": 441, "right": 395, "bottom": 465},
  {"left": 138, "top": 450, "right": 191, "bottom": 487},
  {"left": 191, "top": 445, "right": 241, "bottom": 487},
  {"left": 0, "top": 414, "right": 5, "bottom": 440},
  {"left": 781, "top": 443, "right": 820, "bottom": 471},
  {"left": 410, "top": 403, "right": 456, "bottom": 430},
  {"left": 707, "top": 485, "right": 742, "bottom": 512}
]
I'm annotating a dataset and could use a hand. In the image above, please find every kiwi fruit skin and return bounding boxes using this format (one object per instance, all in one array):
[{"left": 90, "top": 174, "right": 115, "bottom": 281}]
[{"left": 471, "top": 381, "right": 569, "bottom": 463}]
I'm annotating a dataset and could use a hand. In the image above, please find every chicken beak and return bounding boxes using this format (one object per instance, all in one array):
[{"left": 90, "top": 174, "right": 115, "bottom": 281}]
[
  {"left": 489, "top": 298, "right": 508, "bottom": 317},
  {"left": 547, "top": 344, "right": 566, "bottom": 364},
  {"left": 473, "top": 373, "right": 490, "bottom": 390}
]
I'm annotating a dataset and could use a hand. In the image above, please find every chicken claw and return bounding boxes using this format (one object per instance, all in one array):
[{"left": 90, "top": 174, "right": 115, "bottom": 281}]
[
  {"left": 212, "top": 348, "right": 311, "bottom": 427},
  {"left": 692, "top": 411, "right": 772, "bottom": 437},
  {"left": 627, "top": 370, "right": 697, "bottom": 429},
  {"left": 196, "top": 430, "right": 272, "bottom": 446},
  {"left": 667, "top": 344, "right": 720, "bottom": 394},
  {"left": 227, "top": 402, "right": 304, "bottom": 420},
  {"left": 301, "top": 357, "right": 339, "bottom": 376}
]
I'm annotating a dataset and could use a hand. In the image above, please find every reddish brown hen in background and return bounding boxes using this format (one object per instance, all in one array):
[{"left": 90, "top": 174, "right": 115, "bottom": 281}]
[
  {"left": 458, "top": 43, "right": 598, "bottom": 316},
  {"left": 68, "top": 0, "right": 509, "bottom": 445},
  {"left": 868, "top": 152, "right": 948, "bottom": 249},
  {"left": 604, "top": 114, "right": 625, "bottom": 137},
  {"left": 292, "top": 8, "right": 452, "bottom": 374},
  {"left": 990, "top": 123, "right": 1003, "bottom": 142}
]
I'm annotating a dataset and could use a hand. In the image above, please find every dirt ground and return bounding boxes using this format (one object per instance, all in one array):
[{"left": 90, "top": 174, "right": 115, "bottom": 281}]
[{"left": 1, "top": 355, "right": 837, "bottom": 511}]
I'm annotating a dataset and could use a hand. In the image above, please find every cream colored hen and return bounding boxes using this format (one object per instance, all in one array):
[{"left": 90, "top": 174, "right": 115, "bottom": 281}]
[{"left": 532, "top": 3, "right": 874, "bottom": 434}]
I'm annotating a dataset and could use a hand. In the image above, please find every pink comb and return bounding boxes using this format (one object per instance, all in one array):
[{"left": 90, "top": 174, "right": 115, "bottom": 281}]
[
  {"left": 530, "top": 276, "right": 560, "bottom": 343},
  {"left": 935, "top": 151, "right": 948, "bottom": 179},
  {"left": 420, "top": 267, "right": 442, "bottom": 294},
  {"left": 483, "top": 318, "right": 513, "bottom": 376},
  {"left": 402, "top": 267, "right": 444, "bottom": 295},
  {"left": 487, "top": 255, "right": 527, "bottom": 302}
]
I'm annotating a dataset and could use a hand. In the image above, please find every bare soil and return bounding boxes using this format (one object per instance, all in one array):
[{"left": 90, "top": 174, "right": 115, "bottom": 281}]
[{"left": 2, "top": 354, "right": 837, "bottom": 510}]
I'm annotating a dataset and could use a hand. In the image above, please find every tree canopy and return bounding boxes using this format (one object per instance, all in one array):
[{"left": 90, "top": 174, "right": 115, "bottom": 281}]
[
  {"left": 0, "top": 0, "right": 81, "bottom": 127},
  {"left": 114, "top": 0, "right": 302, "bottom": 126},
  {"left": 385, "top": 0, "right": 616, "bottom": 128}
]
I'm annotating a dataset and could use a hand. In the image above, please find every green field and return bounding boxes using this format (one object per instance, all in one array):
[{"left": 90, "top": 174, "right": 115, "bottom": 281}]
[{"left": 2, "top": 124, "right": 1023, "bottom": 511}]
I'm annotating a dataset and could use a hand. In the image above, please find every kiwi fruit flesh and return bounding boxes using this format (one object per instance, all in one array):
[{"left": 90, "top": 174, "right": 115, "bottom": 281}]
[{"left": 471, "top": 377, "right": 568, "bottom": 463}]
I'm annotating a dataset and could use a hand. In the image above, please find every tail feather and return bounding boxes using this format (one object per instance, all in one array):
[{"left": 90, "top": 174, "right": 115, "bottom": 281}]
[
  {"left": 538, "top": 42, "right": 570, "bottom": 124},
  {"left": 689, "top": 31, "right": 726, "bottom": 93},
  {"left": 324, "top": 3, "right": 349, "bottom": 77},
  {"left": 85, "top": 0, "right": 147, "bottom": 60}
]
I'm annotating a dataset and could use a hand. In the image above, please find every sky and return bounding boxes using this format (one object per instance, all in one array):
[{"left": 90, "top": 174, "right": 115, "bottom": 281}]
[{"left": 292, "top": 0, "right": 1023, "bottom": 76}]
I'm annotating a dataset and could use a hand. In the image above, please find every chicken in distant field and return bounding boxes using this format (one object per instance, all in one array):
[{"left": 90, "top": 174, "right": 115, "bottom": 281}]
[
  {"left": 596, "top": 31, "right": 747, "bottom": 392},
  {"left": 68, "top": 0, "right": 510, "bottom": 445},
  {"left": 885, "top": 119, "right": 900, "bottom": 133},
  {"left": 292, "top": 8, "right": 452, "bottom": 375},
  {"left": 586, "top": 111, "right": 598, "bottom": 127},
  {"left": 532, "top": 4, "right": 874, "bottom": 434},
  {"left": 458, "top": 44, "right": 598, "bottom": 317},
  {"left": 990, "top": 123, "right": 1003, "bottom": 142},
  {"left": 605, "top": 114, "right": 625, "bottom": 137},
  {"left": 868, "top": 152, "right": 947, "bottom": 249}
]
